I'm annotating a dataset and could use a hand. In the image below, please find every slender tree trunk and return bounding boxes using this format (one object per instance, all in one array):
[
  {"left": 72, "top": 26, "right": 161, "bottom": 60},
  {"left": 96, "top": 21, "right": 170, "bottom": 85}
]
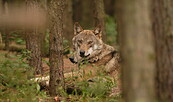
[
  {"left": 0, "top": 0, "right": 3, "bottom": 14},
  {"left": 0, "top": 0, "right": 4, "bottom": 44},
  {"left": 104, "top": 0, "right": 115, "bottom": 16},
  {"left": 73, "top": 0, "right": 82, "bottom": 23},
  {"left": 48, "top": 0, "right": 65, "bottom": 96},
  {"left": 25, "top": 0, "right": 43, "bottom": 75},
  {"left": 2, "top": 1, "right": 10, "bottom": 51},
  {"left": 26, "top": 32, "right": 42, "bottom": 75},
  {"left": 63, "top": 0, "right": 73, "bottom": 45},
  {"left": 115, "top": 0, "right": 155, "bottom": 102},
  {"left": 152, "top": 0, "right": 173, "bottom": 101},
  {"left": 4, "top": 30, "right": 9, "bottom": 50},
  {"left": 93, "top": 0, "right": 106, "bottom": 41},
  {"left": 81, "top": 0, "right": 93, "bottom": 28},
  {"left": 39, "top": 0, "right": 48, "bottom": 57},
  {"left": 73, "top": 0, "right": 93, "bottom": 28}
]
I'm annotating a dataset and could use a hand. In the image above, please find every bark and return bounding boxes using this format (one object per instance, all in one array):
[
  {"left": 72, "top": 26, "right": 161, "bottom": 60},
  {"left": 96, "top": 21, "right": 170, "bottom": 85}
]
[
  {"left": 25, "top": 0, "right": 43, "bottom": 75},
  {"left": 152, "top": 0, "right": 173, "bottom": 101},
  {"left": 63, "top": 0, "right": 73, "bottom": 45},
  {"left": 93, "top": 0, "right": 106, "bottom": 41},
  {"left": 48, "top": 0, "right": 65, "bottom": 96},
  {"left": 26, "top": 32, "right": 42, "bottom": 75},
  {"left": 115, "top": 0, "right": 155, "bottom": 102}
]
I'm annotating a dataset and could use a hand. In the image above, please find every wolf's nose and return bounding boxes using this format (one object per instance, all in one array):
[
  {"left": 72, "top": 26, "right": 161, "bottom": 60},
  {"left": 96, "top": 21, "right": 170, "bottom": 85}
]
[{"left": 80, "top": 50, "right": 85, "bottom": 57}]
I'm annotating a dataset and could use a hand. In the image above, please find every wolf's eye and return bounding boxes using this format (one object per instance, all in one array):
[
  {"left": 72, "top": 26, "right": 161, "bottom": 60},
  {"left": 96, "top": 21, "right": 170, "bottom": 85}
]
[
  {"left": 88, "top": 41, "right": 93, "bottom": 45},
  {"left": 78, "top": 40, "right": 82, "bottom": 43}
]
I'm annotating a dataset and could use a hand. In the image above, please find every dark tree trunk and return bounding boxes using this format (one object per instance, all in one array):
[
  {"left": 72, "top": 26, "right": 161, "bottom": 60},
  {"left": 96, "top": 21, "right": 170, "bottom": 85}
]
[
  {"left": 39, "top": 0, "right": 48, "bottom": 57},
  {"left": 0, "top": 0, "right": 4, "bottom": 14},
  {"left": 73, "top": 0, "right": 82, "bottom": 23},
  {"left": 48, "top": 0, "right": 65, "bottom": 96},
  {"left": 104, "top": 0, "right": 115, "bottom": 16},
  {"left": 73, "top": 0, "right": 93, "bottom": 28},
  {"left": 115, "top": 0, "right": 156, "bottom": 102},
  {"left": 93, "top": 0, "right": 106, "bottom": 41},
  {"left": 4, "top": 31, "right": 10, "bottom": 50},
  {"left": 26, "top": 32, "right": 42, "bottom": 75},
  {"left": 63, "top": 0, "right": 73, "bottom": 45},
  {"left": 25, "top": 0, "right": 43, "bottom": 75},
  {"left": 152, "top": 0, "right": 173, "bottom": 101},
  {"left": 0, "top": 0, "right": 4, "bottom": 44},
  {"left": 3, "top": 2, "right": 9, "bottom": 51}
]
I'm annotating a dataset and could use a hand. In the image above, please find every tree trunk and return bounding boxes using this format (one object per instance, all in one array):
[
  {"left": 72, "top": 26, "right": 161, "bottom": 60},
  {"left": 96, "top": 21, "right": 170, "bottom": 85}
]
[
  {"left": 48, "top": 0, "right": 65, "bottom": 96},
  {"left": 73, "top": 0, "right": 93, "bottom": 28},
  {"left": 104, "top": 0, "right": 115, "bottom": 16},
  {"left": 152, "top": 0, "right": 173, "bottom": 101},
  {"left": 4, "top": 30, "right": 10, "bottom": 50},
  {"left": 0, "top": 0, "right": 3, "bottom": 14},
  {"left": 39, "top": 0, "right": 48, "bottom": 57},
  {"left": 25, "top": 0, "right": 43, "bottom": 75},
  {"left": 63, "top": 0, "right": 73, "bottom": 45},
  {"left": 115, "top": 0, "right": 155, "bottom": 102},
  {"left": 93, "top": 0, "right": 106, "bottom": 41},
  {"left": 72, "top": 0, "right": 82, "bottom": 23},
  {"left": 3, "top": 2, "right": 9, "bottom": 51}
]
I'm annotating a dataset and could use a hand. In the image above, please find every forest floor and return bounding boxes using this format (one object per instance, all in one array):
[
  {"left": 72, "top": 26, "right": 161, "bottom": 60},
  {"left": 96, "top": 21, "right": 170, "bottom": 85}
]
[{"left": 0, "top": 49, "right": 121, "bottom": 102}]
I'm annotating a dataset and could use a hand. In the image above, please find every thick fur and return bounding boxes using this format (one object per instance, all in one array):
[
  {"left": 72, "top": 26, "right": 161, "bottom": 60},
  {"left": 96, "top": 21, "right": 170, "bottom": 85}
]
[{"left": 70, "top": 22, "right": 120, "bottom": 74}]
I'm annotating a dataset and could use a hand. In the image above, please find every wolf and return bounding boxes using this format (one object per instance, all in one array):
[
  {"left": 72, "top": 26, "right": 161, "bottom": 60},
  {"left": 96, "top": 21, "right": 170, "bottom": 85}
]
[
  {"left": 31, "top": 22, "right": 121, "bottom": 96},
  {"left": 69, "top": 22, "right": 120, "bottom": 74}
]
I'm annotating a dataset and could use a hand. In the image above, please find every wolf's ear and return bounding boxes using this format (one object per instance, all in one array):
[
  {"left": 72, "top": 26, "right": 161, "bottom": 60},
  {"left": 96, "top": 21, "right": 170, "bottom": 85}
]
[
  {"left": 93, "top": 25, "right": 102, "bottom": 39},
  {"left": 74, "top": 22, "right": 83, "bottom": 35}
]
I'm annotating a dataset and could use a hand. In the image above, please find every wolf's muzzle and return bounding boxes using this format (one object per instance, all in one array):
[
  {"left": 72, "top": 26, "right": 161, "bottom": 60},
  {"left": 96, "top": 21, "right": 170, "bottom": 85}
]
[
  {"left": 69, "top": 56, "right": 77, "bottom": 64},
  {"left": 80, "top": 50, "right": 85, "bottom": 57}
]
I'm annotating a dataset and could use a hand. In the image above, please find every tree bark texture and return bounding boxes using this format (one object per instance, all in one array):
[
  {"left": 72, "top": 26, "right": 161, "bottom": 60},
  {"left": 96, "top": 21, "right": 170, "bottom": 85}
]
[
  {"left": 116, "top": 0, "right": 156, "bottom": 102},
  {"left": 48, "top": 0, "right": 65, "bottom": 96},
  {"left": 25, "top": 0, "right": 43, "bottom": 75},
  {"left": 93, "top": 0, "right": 106, "bottom": 41},
  {"left": 152, "top": 0, "right": 173, "bottom": 101}
]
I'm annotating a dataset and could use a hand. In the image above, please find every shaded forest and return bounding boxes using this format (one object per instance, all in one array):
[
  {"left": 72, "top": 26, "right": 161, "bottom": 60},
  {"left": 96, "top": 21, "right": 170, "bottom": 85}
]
[{"left": 0, "top": 0, "right": 173, "bottom": 102}]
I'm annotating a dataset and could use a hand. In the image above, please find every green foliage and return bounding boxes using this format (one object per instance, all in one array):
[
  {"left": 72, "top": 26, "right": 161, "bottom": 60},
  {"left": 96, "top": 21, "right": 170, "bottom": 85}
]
[
  {"left": 15, "top": 38, "right": 26, "bottom": 45},
  {"left": 42, "top": 29, "right": 50, "bottom": 57},
  {"left": 0, "top": 53, "right": 47, "bottom": 102},
  {"left": 106, "top": 15, "right": 118, "bottom": 46},
  {"left": 64, "top": 65, "right": 121, "bottom": 102}
]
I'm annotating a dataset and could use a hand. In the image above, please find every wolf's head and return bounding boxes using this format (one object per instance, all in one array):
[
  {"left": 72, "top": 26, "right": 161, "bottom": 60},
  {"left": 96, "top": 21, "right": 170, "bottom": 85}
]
[{"left": 69, "top": 22, "right": 104, "bottom": 63}]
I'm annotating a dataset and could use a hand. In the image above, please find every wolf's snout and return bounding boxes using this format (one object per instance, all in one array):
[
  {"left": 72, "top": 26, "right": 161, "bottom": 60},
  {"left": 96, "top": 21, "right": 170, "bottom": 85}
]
[
  {"left": 69, "top": 56, "right": 77, "bottom": 63},
  {"left": 80, "top": 50, "right": 85, "bottom": 57}
]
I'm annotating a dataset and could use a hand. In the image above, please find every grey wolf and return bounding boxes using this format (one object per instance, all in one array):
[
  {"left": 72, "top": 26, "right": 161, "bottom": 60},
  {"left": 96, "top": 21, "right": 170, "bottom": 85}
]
[{"left": 69, "top": 22, "right": 120, "bottom": 74}]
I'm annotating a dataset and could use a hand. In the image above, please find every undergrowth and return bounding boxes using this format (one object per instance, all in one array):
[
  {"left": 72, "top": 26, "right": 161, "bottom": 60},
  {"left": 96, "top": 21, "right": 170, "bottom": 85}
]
[
  {"left": 0, "top": 53, "right": 48, "bottom": 102},
  {"left": 64, "top": 63, "right": 121, "bottom": 102}
]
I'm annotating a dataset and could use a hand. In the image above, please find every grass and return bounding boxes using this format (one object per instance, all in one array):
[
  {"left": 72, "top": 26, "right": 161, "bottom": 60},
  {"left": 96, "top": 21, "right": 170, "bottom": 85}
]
[
  {"left": 0, "top": 51, "right": 121, "bottom": 102},
  {"left": 0, "top": 52, "right": 48, "bottom": 102}
]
